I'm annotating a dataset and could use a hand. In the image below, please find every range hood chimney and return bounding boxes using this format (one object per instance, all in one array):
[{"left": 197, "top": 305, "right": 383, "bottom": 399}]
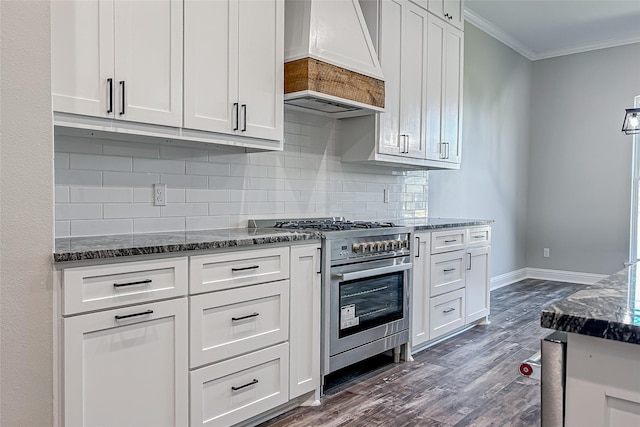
[{"left": 284, "top": 0, "right": 385, "bottom": 118}]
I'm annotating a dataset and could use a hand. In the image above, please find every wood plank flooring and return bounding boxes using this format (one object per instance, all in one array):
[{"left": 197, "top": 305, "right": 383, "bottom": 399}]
[{"left": 260, "top": 279, "right": 584, "bottom": 427}]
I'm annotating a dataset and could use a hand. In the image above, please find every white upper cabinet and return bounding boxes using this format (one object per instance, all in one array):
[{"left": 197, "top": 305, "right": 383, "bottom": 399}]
[
  {"left": 425, "top": 14, "right": 463, "bottom": 164},
  {"left": 51, "top": 0, "right": 183, "bottom": 127},
  {"left": 428, "top": 0, "right": 464, "bottom": 30},
  {"left": 184, "top": 0, "right": 283, "bottom": 142}
]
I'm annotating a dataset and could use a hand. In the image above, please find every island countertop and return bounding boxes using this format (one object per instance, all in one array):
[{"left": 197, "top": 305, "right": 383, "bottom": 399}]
[{"left": 541, "top": 264, "right": 640, "bottom": 345}]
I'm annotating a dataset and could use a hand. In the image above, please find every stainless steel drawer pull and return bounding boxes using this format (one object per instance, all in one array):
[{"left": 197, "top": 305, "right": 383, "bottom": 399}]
[
  {"left": 113, "top": 279, "right": 152, "bottom": 288},
  {"left": 231, "top": 265, "right": 259, "bottom": 272},
  {"left": 443, "top": 268, "right": 456, "bottom": 273},
  {"left": 115, "top": 309, "right": 153, "bottom": 320},
  {"left": 232, "top": 312, "right": 259, "bottom": 321},
  {"left": 472, "top": 235, "right": 484, "bottom": 239},
  {"left": 444, "top": 239, "right": 457, "bottom": 243},
  {"left": 443, "top": 308, "right": 455, "bottom": 314},
  {"left": 231, "top": 378, "right": 258, "bottom": 391}
]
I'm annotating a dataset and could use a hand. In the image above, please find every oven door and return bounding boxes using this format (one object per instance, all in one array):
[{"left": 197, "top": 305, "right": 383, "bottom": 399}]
[{"left": 330, "top": 257, "right": 411, "bottom": 356}]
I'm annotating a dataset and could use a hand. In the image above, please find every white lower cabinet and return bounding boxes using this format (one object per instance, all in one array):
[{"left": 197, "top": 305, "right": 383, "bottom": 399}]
[
  {"left": 411, "top": 226, "right": 491, "bottom": 351},
  {"left": 190, "top": 343, "right": 289, "bottom": 427},
  {"left": 63, "top": 298, "right": 189, "bottom": 427}
]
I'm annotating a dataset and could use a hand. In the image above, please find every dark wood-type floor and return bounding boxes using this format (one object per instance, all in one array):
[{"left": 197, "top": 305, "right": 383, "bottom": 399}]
[{"left": 260, "top": 279, "right": 583, "bottom": 427}]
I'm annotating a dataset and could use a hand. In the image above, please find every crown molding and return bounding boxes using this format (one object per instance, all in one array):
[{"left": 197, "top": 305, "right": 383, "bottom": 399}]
[
  {"left": 465, "top": 8, "right": 640, "bottom": 61},
  {"left": 463, "top": 8, "right": 535, "bottom": 60}
]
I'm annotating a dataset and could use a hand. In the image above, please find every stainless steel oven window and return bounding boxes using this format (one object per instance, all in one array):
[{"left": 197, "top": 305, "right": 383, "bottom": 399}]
[{"left": 338, "top": 271, "right": 404, "bottom": 338}]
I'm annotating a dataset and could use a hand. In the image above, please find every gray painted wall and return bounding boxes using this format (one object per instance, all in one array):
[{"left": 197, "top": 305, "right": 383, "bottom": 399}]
[
  {"left": 428, "top": 23, "right": 532, "bottom": 278},
  {"left": 527, "top": 43, "right": 640, "bottom": 274},
  {"left": 0, "top": 1, "right": 54, "bottom": 425}
]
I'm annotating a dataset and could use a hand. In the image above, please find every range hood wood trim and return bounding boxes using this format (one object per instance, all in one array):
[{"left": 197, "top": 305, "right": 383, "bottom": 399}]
[{"left": 284, "top": 58, "right": 385, "bottom": 108}]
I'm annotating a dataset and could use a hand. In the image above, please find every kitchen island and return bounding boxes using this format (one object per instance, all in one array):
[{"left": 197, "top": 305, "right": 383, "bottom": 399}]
[{"left": 541, "top": 265, "right": 640, "bottom": 426}]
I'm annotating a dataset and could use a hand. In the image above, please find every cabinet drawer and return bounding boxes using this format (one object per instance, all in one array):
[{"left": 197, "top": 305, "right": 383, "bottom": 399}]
[
  {"left": 431, "top": 229, "right": 466, "bottom": 253},
  {"left": 430, "top": 250, "right": 465, "bottom": 297},
  {"left": 430, "top": 288, "right": 465, "bottom": 340},
  {"left": 190, "top": 247, "right": 289, "bottom": 294},
  {"left": 190, "top": 343, "right": 289, "bottom": 427},
  {"left": 190, "top": 280, "right": 289, "bottom": 368},
  {"left": 62, "top": 257, "right": 188, "bottom": 315},
  {"left": 468, "top": 226, "right": 491, "bottom": 247}
]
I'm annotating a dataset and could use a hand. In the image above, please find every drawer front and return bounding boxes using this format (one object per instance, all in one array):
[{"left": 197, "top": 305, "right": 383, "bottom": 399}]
[
  {"left": 468, "top": 226, "right": 491, "bottom": 247},
  {"left": 430, "top": 250, "right": 465, "bottom": 297},
  {"left": 431, "top": 229, "right": 466, "bottom": 254},
  {"left": 62, "top": 257, "right": 188, "bottom": 315},
  {"left": 190, "top": 247, "right": 290, "bottom": 294},
  {"left": 190, "top": 343, "right": 289, "bottom": 427},
  {"left": 430, "top": 288, "right": 465, "bottom": 340},
  {"left": 190, "top": 280, "right": 289, "bottom": 368}
]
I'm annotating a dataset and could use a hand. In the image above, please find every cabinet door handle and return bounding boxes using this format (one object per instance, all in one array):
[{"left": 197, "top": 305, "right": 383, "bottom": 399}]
[
  {"left": 443, "top": 268, "right": 456, "bottom": 273},
  {"left": 443, "top": 307, "right": 455, "bottom": 314},
  {"left": 444, "top": 239, "right": 457, "bottom": 243},
  {"left": 415, "top": 236, "right": 421, "bottom": 258},
  {"left": 113, "top": 278, "right": 152, "bottom": 288},
  {"left": 233, "top": 103, "right": 239, "bottom": 130},
  {"left": 231, "top": 378, "right": 258, "bottom": 391},
  {"left": 317, "top": 247, "right": 322, "bottom": 274},
  {"left": 232, "top": 312, "right": 259, "bottom": 321},
  {"left": 231, "top": 265, "right": 259, "bottom": 272},
  {"left": 115, "top": 309, "right": 153, "bottom": 320},
  {"left": 119, "top": 81, "right": 125, "bottom": 115},
  {"left": 107, "top": 78, "right": 113, "bottom": 113},
  {"left": 241, "top": 104, "right": 247, "bottom": 132},
  {"left": 467, "top": 252, "right": 472, "bottom": 270},
  {"left": 440, "top": 142, "right": 446, "bottom": 159}
]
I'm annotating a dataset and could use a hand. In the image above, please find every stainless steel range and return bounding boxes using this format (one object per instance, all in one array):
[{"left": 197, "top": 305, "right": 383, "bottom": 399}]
[{"left": 250, "top": 218, "right": 412, "bottom": 390}]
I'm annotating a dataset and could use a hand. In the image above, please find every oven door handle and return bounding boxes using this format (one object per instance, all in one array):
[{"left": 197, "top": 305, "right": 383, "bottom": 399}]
[{"left": 336, "top": 263, "right": 412, "bottom": 282}]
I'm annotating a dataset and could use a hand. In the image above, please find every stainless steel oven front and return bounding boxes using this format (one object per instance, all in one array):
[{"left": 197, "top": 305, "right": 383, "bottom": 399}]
[{"left": 321, "top": 229, "right": 412, "bottom": 381}]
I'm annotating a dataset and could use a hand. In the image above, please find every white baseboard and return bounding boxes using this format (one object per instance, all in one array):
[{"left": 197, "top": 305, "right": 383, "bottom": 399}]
[
  {"left": 490, "top": 267, "right": 607, "bottom": 288},
  {"left": 490, "top": 268, "right": 528, "bottom": 290},
  {"left": 525, "top": 268, "right": 607, "bottom": 285}
]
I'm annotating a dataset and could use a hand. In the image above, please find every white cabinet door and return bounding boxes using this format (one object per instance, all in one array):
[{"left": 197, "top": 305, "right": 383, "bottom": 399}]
[
  {"left": 400, "top": 2, "right": 427, "bottom": 159},
  {"left": 425, "top": 15, "right": 463, "bottom": 164},
  {"left": 289, "top": 244, "right": 321, "bottom": 399},
  {"left": 64, "top": 298, "right": 188, "bottom": 427},
  {"left": 442, "top": 25, "right": 463, "bottom": 163},
  {"left": 465, "top": 246, "right": 490, "bottom": 323},
  {"left": 114, "top": 0, "right": 183, "bottom": 127},
  {"left": 411, "top": 232, "right": 431, "bottom": 347},
  {"left": 183, "top": 0, "right": 239, "bottom": 134},
  {"left": 183, "top": 0, "right": 283, "bottom": 141},
  {"left": 237, "top": 0, "right": 284, "bottom": 141},
  {"left": 443, "top": 0, "right": 464, "bottom": 30},
  {"left": 51, "top": 0, "right": 114, "bottom": 117},
  {"left": 377, "top": 0, "right": 404, "bottom": 157}
]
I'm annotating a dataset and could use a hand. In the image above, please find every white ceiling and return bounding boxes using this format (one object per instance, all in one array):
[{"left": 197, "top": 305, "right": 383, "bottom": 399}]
[{"left": 464, "top": 0, "right": 640, "bottom": 60}]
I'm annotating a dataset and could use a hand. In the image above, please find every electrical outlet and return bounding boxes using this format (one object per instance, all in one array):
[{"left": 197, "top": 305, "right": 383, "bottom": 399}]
[
  {"left": 154, "top": 184, "right": 166, "bottom": 206},
  {"left": 383, "top": 188, "right": 389, "bottom": 203},
  {"left": 543, "top": 248, "right": 550, "bottom": 258}
]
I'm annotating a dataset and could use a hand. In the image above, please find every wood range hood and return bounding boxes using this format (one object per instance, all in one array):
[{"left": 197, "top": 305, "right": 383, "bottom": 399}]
[{"left": 284, "top": 0, "right": 385, "bottom": 118}]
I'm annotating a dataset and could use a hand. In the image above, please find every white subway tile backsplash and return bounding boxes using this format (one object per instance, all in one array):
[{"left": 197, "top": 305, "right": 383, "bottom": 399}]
[
  {"left": 55, "top": 186, "right": 70, "bottom": 203},
  {"left": 70, "top": 153, "right": 132, "bottom": 172},
  {"left": 103, "top": 204, "right": 161, "bottom": 219},
  {"left": 55, "top": 204, "right": 103, "bottom": 220},
  {"left": 133, "top": 217, "right": 184, "bottom": 234},
  {"left": 160, "top": 203, "right": 208, "bottom": 217},
  {"left": 134, "top": 158, "right": 185, "bottom": 174},
  {"left": 71, "top": 219, "right": 132, "bottom": 236},
  {"left": 70, "top": 187, "right": 132, "bottom": 203},
  {"left": 54, "top": 113, "right": 428, "bottom": 237},
  {"left": 55, "top": 170, "right": 102, "bottom": 186},
  {"left": 186, "top": 189, "right": 230, "bottom": 203},
  {"left": 55, "top": 152, "right": 70, "bottom": 169},
  {"left": 103, "top": 171, "right": 159, "bottom": 187}
]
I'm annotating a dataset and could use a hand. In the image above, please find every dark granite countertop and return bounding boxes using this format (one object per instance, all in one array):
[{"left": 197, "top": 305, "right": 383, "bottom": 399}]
[
  {"left": 54, "top": 228, "right": 322, "bottom": 262},
  {"left": 393, "top": 217, "right": 494, "bottom": 230},
  {"left": 541, "top": 265, "right": 640, "bottom": 345}
]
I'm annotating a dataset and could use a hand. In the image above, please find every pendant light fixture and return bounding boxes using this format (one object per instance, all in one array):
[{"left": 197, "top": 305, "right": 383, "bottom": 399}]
[{"left": 622, "top": 108, "right": 640, "bottom": 135}]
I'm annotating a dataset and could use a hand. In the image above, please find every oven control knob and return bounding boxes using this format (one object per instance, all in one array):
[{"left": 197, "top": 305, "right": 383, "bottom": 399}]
[
  {"left": 381, "top": 241, "right": 390, "bottom": 251},
  {"left": 400, "top": 239, "right": 408, "bottom": 249},
  {"left": 367, "top": 242, "right": 376, "bottom": 252},
  {"left": 375, "top": 241, "right": 384, "bottom": 251},
  {"left": 389, "top": 240, "right": 398, "bottom": 250},
  {"left": 352, "top": 243, "right": 362, "bottom": 253}
]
